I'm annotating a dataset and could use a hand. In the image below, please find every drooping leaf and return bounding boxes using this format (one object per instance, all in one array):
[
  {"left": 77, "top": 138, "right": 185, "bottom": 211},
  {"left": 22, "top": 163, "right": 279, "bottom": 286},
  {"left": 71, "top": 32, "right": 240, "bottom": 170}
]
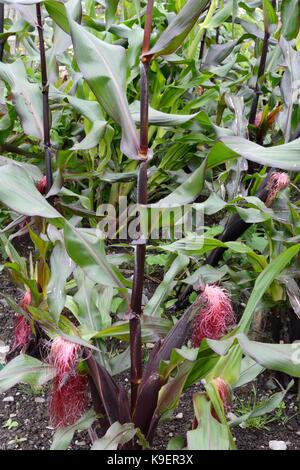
[
  {"left": 202, "top": 40, "right": 238, "bottom": 68},
  {"left": 6, "top": 5, "right": 37, "bottom": 27},
  {"left": 221, "top": 135, "right": 300, "bottom": 171},
  {"left": 91, "top": 422, "right": 136, "bottom": 450},
  {"left": 207, "top": 141, "right": 238, "bottom": 168},
  {"left": 110, "top": 347, "right": 131, "bottom": 376},
  {"left": 233, "top": 356, "right": 264, "bottom": 388},
  {"left": 0, "top": 155, "right": 42, "bottom": 181},
  {"left": 239, "top": 19, "right": 265, "bottom": 40},
  {"left": 82, "top": 14, "right": 131, "bottom": 39},
  {"left": 283, "top": 277, "right": 300, "bottom": 320},
  {"left": 63, "top": 222, "right": 126, "bottom": 289},
  {"left": 193, "top": 192, "right": 227, "bottom": 216},
  {"left": 51, "top": 409, "right": 97, "bottom": 450},
  {"left": 144, "top": 0, "right": 210, "bottom": 59},
  {"left": 0, "top": 165, "right": 61, "bottom": 218},
  {"left": 68, "top": 19, "right": 140, "bottom": 159},
  {"left": 184, "top": 264, "right": 228, "bottom": 286},
  {"left": 95, "top": 315, "right": 172, "bottom": 342},
  {"left": 0, "top": 355, "right": 56, "bottom": 393},
  {"left": 130, "top": 101, "right": 199, "bottom": 126},
  {"left": 237, "top": 333, "right": 300, "bottom": 378},
  {"left": 0, "top": 60, "right": 43, "bottom": 139},
  {"left": 0, "top": 105, "right": 16, "bottom": 144},
  {"left": 161, "top": 235, "right": 265, "bottom": 265},
  {"left": 71, "top": 120, "right": 107, "bottom": 150},
  {"left": 49, "top": 86, "right": 104, "bottom": 122},
  {"left": 140, "top": 159, "right": 207, "bottom": 240},
  {"left": 151, "top": 157, "right": 207, "bottom": 207},
  {"left": 281, "top": 0, "right": 300, "bottom": 40}
]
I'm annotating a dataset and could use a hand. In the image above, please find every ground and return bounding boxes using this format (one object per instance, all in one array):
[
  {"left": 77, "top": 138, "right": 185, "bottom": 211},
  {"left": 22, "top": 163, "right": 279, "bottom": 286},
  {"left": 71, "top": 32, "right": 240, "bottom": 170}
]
[{"left": 0, "top": 241, "right": 299, "bottom": 450}]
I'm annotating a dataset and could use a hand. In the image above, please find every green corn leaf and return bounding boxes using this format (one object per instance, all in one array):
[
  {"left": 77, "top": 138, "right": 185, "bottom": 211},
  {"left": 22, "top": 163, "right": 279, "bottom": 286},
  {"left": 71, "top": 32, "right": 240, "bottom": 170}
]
[
  {"left": 0, "top": 165, "right": 61, "bottom": 219},
  {"left": 68, "top": 19, "right": 140, "bottom": 159},
  {"left": 221, "top": 136, "right": 300, "bottom": 171},
  {"left": 51, "top": 409, "right": 97, "bottom": 450},
  {"left": 0, "top": 60, "right": 43, "bottom": 139},
  {"left": 0, "top": 355, "right": 56, "bottom": 393},
  {"left": 144, "top": 0, "right": 210, "bottom": 59}
]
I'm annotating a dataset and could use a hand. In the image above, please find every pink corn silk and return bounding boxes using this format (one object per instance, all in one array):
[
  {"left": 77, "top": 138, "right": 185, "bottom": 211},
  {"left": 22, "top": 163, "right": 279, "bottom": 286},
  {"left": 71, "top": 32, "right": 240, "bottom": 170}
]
[
  {"left": 211, "top": 377, "right": 231, "bottom": 422},
  {"left": 19, "top": 290, "right": 31, "bottom": 310},
  {"left": 192, "top": 284, "right": 235, "bottom": 347},
  {"left": 266, "top": 172, "right": 290, "bottom": 207},
  {"left": 49, "top": 374, "right": 89, "bottom": 428},
  {"left": 37, "top": 175, "right": 47, "bottom": 194},
  {"left": 213, "top": 377, "right": 231, "bottom": 413},
  {"left": 12, "top": 290, "right": 32, "bottom": 351},
  {"left": 12, "top": 316, "right": 31, "bottom": 350},
  {"left": 49, "top": 337, "right": 80, "bottom": 381},
  {"left": 254, "top": 111, "right": 263, "bottom": 127}
]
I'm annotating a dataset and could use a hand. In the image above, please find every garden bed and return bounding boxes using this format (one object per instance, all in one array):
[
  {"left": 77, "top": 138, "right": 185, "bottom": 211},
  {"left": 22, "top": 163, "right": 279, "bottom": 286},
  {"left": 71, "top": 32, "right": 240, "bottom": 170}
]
[
  {"left": 1, "top": 265, "right": 299, "bottom": 450},
  {"left": 0, "top": 0, "right": 300, "bottom": 451}
]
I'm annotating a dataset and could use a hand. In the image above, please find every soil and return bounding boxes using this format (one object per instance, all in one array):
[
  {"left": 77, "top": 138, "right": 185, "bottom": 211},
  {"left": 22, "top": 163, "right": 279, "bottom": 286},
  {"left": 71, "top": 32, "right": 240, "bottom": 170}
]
[
  {"left": 153, "top": 376, "right": 300, "bottom": 451},
  {"left": 0, "top": 239, "right": 299, "bottom": 450}
]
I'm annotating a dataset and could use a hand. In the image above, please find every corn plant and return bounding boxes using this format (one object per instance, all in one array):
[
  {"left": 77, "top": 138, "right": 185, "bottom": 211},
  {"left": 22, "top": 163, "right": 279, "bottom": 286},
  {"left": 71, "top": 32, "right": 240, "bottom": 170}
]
[{"left": 0, "top": 0, "right": 299, "bottom": 451}]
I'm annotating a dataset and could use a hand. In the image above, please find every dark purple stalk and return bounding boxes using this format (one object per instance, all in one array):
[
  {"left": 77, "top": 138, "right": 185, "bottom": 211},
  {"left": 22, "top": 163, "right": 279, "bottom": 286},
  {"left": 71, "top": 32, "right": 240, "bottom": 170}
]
[
  {"left": 249, "top": 0, "right": 276, "bottom": 127},
  {"left": 36, "top": 3, "right": 53, "bottom": 192},
  {"left": 199, "top": 29, "right": 206, "bottom": 68},
  {"left": 215, "top": 27, "right": 219, "bottom": 45},
  {"left": 129, "top": 0, "right": 154, "bottom": 412},
  {"left": 0, "top": 143, "right": 42, "bottom": 158},
  {"left": 248, "top": 31, "right": 270, "bottom": 126},
  {"left": 248, "top": 0, "right": 276, "bottom": 173},
  {"left": 0, "top": 3, "right": 4, "bottom": 62}
]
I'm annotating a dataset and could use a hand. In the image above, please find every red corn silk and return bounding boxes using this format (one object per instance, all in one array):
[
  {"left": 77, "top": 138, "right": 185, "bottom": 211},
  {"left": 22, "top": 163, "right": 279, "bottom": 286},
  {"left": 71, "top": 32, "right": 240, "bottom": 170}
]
[
  {"left": 265, "top": 172, "right": 290, "bottom": 207},
  {"left": 12, "top": 315, "right": 31, "bottom": 351},
  {"left": 37, "top": 175, "right": 47, "bottom": 194},
  {"left": 192, "top": 284, "right": 235, "bottom": 347},
  {"left": 12, "top": 290, "right": 32, "bottom": 351},
  {"left": 254, "top": 111, "right": 263, "bottom": 127},
  {"left": 49, "top": 373, "right": 89, "bottom": 428},
  {"left": 211, "top": 377, "right": 231, "bottom": 420},
  {"left": 192, "top": 379, "right": 231, "bottom": 425},
  {"left": 19, "top": 290, "right": 31, "bottom": 310},
  {"left": 48, "top": 337, "right": 88, "bottom": 428},
  {"left": 49, "top": 337, "right": 80, "bottom": 384}
]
